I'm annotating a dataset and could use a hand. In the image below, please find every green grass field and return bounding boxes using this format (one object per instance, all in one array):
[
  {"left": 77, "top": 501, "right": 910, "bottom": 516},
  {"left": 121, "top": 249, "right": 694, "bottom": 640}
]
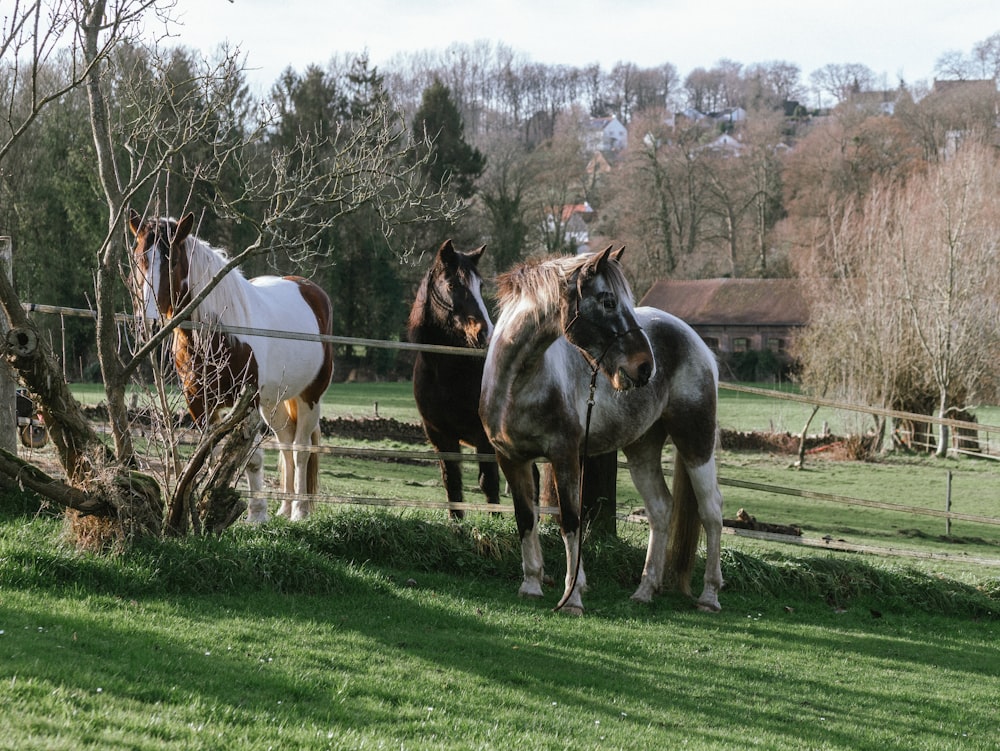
[
  {"left": 1, "top": 500, "right": 998, "bottom": 750},
  {"left": 3, "top": 379, "right": 1000, "bottom": 749}
]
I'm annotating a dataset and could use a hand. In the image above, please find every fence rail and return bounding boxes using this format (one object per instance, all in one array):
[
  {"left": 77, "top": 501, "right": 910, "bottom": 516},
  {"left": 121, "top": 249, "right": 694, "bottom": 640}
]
[{"left": 20, "top": 301, "right": 1000, "bottom": 562}]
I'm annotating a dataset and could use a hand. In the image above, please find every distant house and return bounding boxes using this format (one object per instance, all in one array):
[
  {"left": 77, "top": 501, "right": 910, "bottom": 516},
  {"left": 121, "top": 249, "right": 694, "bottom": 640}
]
[
  {"left": 705, "top": 133, "right": 743, "bottom": 155},
  {"left": 639, "top": 278, "right": 809, "bottom": 363},
  {"left": 544, "top": 202, "right": 594, "bottom": 253},
  {"left": 848, "top": 89, "right": 905, "bottom": 116},
  {"left": 710, "top": 107, "right": 747, "bottom": 125},
  {"left": 585, "top": 115, "right": 628, "bottom": 152}
]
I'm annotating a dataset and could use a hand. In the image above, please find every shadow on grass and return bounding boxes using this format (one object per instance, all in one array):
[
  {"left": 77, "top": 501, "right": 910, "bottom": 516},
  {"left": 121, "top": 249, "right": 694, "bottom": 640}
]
[{"left": 2, "top": 494, "right": 999, "bottom": 747}]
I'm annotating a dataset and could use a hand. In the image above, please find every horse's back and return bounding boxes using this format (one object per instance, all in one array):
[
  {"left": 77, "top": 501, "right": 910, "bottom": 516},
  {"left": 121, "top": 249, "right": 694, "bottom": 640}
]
[
  {"left": 247, "top": 275, "right": 333, "bottom": 404},
  {"left": 636, "top": 306, "right": 718, "bottom": 387},
  {"left": 637, "top": 307, "right": 719, "bottom": 462}
]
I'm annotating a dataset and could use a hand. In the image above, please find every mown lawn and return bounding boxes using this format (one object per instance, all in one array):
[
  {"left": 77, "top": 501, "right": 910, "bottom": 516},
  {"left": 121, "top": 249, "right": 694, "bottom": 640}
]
[{"left": 1, "top": 500, "right": 998, "bottom": 751}]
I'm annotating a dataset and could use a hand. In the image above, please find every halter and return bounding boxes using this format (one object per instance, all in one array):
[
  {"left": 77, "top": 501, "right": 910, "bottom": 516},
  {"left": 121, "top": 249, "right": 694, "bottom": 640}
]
[{"left": 428, "top": 280, "right": 454, "bottom": 316}]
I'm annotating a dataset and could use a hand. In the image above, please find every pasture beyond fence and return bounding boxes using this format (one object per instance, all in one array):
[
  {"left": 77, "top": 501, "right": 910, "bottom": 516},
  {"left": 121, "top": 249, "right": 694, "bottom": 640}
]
[{"left": 16, "top": 303, "right": 1000, "bottom": 565}]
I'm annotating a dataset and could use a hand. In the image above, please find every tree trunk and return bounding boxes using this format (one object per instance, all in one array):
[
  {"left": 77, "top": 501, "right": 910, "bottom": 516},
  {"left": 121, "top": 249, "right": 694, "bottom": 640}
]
[
  {"left": 936, "top": 391, "right": 950, "bottom": 458},
  {"left": 83, "top": 0, "right": 135, "bottom": 466},
  {"left": 167, "top": 388, "right": 258, "bottom": 536},
  {"left": 0, "top": 270, "right": 109, "bottom": 478}
]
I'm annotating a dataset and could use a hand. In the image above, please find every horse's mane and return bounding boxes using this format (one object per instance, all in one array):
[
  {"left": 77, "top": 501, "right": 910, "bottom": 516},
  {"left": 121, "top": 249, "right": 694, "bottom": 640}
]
[
  {"left": 183, "top": 234, "right": 254, "bottom": 325},
  {"left": 495, "top": 252, "right": 634, "bottom": 322},
  {"left": 406, "top": 272, "right": 432, "bottom": 341}
]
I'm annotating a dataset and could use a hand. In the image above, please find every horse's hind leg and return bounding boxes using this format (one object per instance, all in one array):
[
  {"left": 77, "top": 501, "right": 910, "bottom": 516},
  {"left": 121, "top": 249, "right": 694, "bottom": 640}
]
[
  {"left": 270, "top": 415, "right": 296, "bottom": 519},
  {"left": 622, "top": 423, "right": 671, "bottom": 603},
  {"left": 684, "top": 458, "right": 725, "bottom": 612},
  {"left": 289, "top": 400, "right": 322, "bottom": 521},
  {"left": 475, "top": 435, "right": 501, "bottom": 508}
]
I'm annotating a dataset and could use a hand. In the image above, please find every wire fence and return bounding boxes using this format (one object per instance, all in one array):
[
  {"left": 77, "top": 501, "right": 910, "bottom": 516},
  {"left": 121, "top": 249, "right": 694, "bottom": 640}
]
[{"left": 17, "top": 301, "right": 1000, "bottom": 564}]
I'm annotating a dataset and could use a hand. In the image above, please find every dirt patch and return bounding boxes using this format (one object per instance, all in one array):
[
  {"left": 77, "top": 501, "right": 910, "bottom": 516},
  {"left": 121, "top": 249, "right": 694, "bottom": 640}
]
[
  {"left": 320, "top": 417, "right": 427, "bottom": 444},
  {"left": 80, "top": 404, "right": 843, "bottom": 455},
  {"left": 719, "top": 429, "right": 841, "bottom": 454}
]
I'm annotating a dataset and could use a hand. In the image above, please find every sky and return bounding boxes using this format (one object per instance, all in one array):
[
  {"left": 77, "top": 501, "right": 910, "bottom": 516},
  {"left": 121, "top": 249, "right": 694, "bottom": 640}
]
[{"left": 168, "top": 0, "right": 998, "bottom": 97}]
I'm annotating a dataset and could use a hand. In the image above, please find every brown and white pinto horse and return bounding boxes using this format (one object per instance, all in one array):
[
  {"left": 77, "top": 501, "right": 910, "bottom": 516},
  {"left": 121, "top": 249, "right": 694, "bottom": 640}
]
[
  {"left": 129, "top": 210, "right": 334, "bottom": 522},
  {"left": 480, "top": 246, "right": 725, "bottom": 614}
]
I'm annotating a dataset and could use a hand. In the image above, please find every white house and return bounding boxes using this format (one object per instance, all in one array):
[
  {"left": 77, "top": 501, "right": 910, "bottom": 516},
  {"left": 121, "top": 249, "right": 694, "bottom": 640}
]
[{"left": 585, "top": 115, "right": 628, "bottom": 152}]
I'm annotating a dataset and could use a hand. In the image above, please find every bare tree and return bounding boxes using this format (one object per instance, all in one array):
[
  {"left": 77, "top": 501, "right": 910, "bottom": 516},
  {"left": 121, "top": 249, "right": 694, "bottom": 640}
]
[
  {"left": 971, "top": 31, "right": 1000, "bottom": 80},
  {"left": 897, "top": 143, "right": 1000, "bottom": 455},
  {"left": 796, "top": 144, "right": 1000, "bottom": 456},
  {"left": 0, "top": 0, "right": 453, "bottom": 539},
  {"left": 809, "top": 62, "right": 878, "bottom": 106}
]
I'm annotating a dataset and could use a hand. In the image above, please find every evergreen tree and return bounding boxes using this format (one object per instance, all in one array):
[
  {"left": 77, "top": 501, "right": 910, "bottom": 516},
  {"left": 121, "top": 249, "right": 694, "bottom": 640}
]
[{"left": 411, "top": 77, "right": 486, "bottom": 200}]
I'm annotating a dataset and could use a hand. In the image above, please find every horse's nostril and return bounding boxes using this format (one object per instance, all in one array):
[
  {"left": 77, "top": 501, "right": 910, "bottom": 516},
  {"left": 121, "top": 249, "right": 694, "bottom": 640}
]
[{"left": 638, "top": 361, "right": 653, "bottom": 383}]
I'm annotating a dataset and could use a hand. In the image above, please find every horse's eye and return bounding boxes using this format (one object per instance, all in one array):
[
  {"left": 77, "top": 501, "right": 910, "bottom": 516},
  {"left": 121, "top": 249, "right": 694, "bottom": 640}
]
[{"left": 602, "top": 296, "right": 618, "bottom": 312}]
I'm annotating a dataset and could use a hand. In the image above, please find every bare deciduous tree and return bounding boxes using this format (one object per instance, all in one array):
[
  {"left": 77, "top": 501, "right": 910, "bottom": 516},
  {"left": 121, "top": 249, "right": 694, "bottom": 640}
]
[
  {"left": 0, "top": 0, "right": 454, "bottom": 540},
  {"left": 796, "top": 143, "right": 1000, "bottom": 456}
]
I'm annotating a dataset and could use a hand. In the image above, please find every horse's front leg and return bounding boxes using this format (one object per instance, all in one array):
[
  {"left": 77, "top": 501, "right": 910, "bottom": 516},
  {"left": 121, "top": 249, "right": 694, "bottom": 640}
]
[
  {"left": 275, "top": 444, "right": 295, "bottom": 519},
  {"left": 550, "top": 452, "right": 586, "bottom": 615},
  {"left": 499, "top": 453, "right": 544, "bottom": 599},
  {"left": 427, "top": 428, "right": 465, "bottom": 520}
]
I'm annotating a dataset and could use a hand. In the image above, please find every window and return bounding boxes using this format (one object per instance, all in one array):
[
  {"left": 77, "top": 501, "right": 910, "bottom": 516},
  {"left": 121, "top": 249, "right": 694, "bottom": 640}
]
[
  {"left": 732, "top": 337, "right": 748, "bottom": 353},
  {"left": 767, "top": 337, "right": 784, "bottom": 353},
  {"left": 702, "top": 336, "right": 720, "bottom": 352}
]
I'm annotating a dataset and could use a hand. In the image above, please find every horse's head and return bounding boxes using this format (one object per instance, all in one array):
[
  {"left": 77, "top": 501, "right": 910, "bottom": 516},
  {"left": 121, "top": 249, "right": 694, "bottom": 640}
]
[
  {"left": 128, "top": 209, "right": 194, "bottom": 320},
  {"left": 562, "top": 246, "right": 653, "bottom": 391},
  {"left": 421, "top": 239, "right": 493, "bottom": 348}
]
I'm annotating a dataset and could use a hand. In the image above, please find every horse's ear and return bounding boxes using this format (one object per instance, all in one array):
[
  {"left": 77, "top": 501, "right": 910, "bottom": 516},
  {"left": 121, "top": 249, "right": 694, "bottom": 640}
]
[
  {"left": 437, "top": 239, "right": 457, "bottom": 266},
  {"left": 611, "top": 245, "right": 625, "bottom": 263},
  {"left": 127, "top": 208, "right": 142, "bottom": 236},
  {"left": 590, "top": 244, "right": 615, "bottom": 275},
  {"left": 466, "top": 245, "right": 486, "bottom": 266},
  {"left": 174, "top": 213, "right": 195, "bottom": 246}
]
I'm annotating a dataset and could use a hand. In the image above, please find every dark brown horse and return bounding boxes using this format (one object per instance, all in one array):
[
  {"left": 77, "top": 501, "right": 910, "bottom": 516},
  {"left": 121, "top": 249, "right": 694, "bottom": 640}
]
[{"left": 408, "top": 240, "right": 499, "bottom": 519}]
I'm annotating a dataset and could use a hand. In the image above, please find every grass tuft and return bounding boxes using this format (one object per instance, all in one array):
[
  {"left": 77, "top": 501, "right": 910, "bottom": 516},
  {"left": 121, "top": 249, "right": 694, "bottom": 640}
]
[{"left": 1, "top": 492, "right": 996, "bottom": 617}]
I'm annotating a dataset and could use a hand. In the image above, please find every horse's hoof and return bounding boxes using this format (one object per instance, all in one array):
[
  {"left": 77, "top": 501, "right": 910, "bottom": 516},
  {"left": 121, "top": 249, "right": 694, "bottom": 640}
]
[
  {"left": 245, "top": 514, "right": 269, "bottom": 524},
  {"left": 696, "top": 600, "right": 722, "bottom": 613},
  {"left": 630, "top": 583, "right": 655, "bottom": 603},
  {"left": 556, "top": 604, "right": 584, "bottom": 616},
  {"left": 518, "top": 583, "right": 544, "bottom": 599}
]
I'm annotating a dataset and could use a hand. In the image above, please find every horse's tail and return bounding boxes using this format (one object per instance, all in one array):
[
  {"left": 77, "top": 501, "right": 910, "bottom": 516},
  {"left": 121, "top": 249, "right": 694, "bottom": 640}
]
[
  {"left": 666, "top": 454, "right": 701, "bottom": 597},
  {"left": 306, "top": 425, "right": 321, "bottom": 494}
]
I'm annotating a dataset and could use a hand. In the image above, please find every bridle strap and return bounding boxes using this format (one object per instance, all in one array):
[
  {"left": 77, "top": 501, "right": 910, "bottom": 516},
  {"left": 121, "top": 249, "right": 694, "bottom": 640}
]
[{"left": 428, "top": 282, "right": 453, "bottom": 315}]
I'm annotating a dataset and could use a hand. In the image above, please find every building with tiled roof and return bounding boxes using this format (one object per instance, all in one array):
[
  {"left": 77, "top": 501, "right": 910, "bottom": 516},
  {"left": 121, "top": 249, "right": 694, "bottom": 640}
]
[{"left": 639, "top": 278, "right": 809, "bottom": 363}]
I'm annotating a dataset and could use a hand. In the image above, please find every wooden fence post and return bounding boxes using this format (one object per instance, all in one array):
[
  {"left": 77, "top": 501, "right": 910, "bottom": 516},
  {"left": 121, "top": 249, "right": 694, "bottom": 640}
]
[
  {"left": 945, "top": 470, "right": 952, "bottom": 537},
  {"left": 0, "top": 238, "right": 15, "bottom": 454},
  {"left": 581, "top": 451, "right": 617, "bottom": 539}
]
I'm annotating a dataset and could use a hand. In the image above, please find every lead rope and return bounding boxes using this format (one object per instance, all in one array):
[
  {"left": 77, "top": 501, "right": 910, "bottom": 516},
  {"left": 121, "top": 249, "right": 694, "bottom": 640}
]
[{"left": 552, "top": 347, "right": 604, "bottom": 613}]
